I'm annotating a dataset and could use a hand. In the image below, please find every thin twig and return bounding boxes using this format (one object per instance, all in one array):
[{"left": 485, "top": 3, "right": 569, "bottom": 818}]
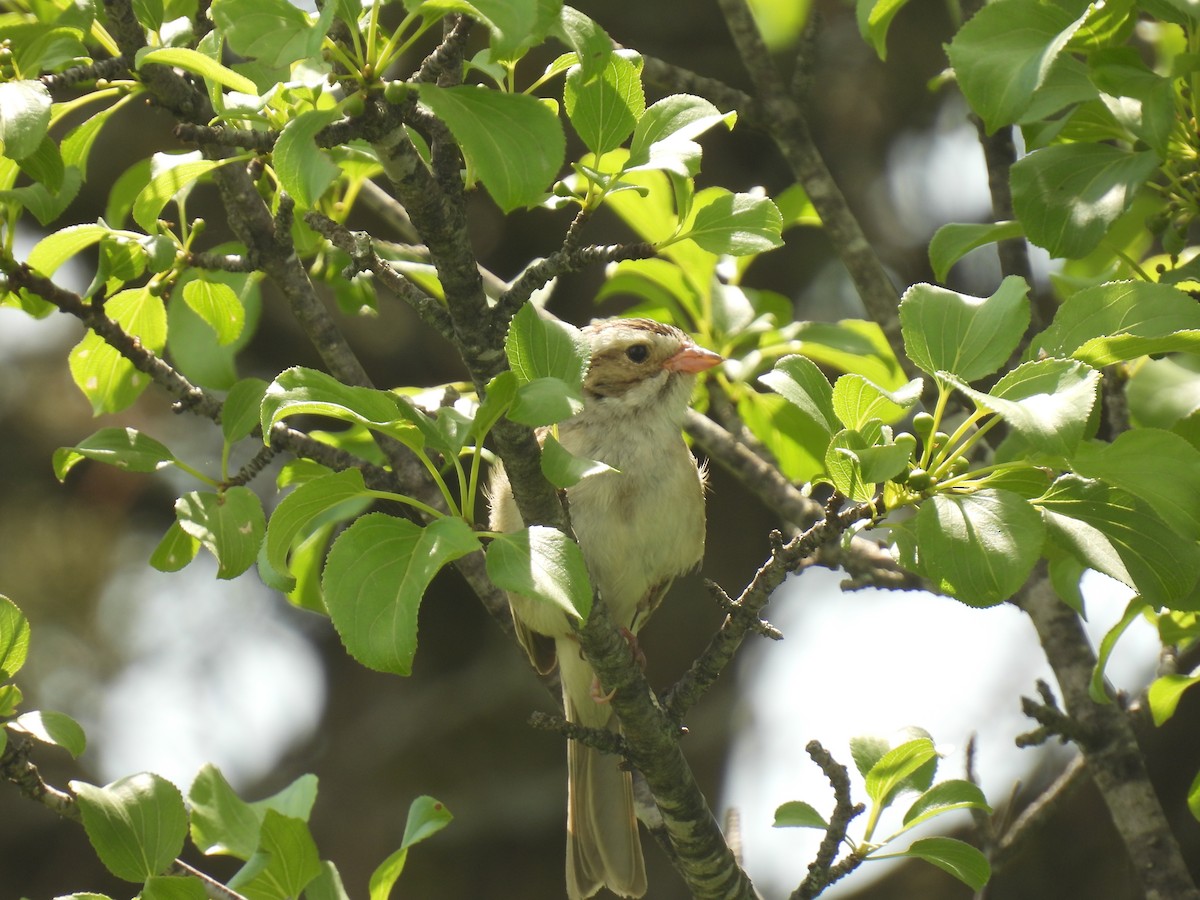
[{"left": 0, "top": 261, "right": 223, "bottom": 420}]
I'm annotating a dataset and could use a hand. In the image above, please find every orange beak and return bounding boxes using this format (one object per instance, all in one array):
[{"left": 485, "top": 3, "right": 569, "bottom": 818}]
[{"left": 664, "top": 342, "right": 724, "bottom": 374}]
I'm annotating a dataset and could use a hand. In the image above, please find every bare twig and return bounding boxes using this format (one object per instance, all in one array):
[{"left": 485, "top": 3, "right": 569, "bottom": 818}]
[{"left": 793, "top": 740, "right": 866, "bottom": 900}]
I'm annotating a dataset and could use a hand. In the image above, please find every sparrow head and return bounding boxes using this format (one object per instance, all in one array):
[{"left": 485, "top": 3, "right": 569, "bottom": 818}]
[{"left": 580, "top": 318, "right": 723, "bottom": 419}]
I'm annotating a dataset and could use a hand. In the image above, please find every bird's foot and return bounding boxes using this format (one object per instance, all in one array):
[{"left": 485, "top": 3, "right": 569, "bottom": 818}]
[{"left": 619, "top": 626, "right": 647, "bottom": 670}]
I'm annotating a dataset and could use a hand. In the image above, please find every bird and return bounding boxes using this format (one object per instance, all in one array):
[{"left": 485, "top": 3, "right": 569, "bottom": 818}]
[{"left": 488, "top": 316, "right": 723, "bottom": 899}]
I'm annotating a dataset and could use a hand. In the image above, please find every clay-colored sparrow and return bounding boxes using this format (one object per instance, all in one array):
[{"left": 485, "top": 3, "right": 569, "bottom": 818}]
[{"left": 489, "top": 317, "right": 722, "bottom": 899}]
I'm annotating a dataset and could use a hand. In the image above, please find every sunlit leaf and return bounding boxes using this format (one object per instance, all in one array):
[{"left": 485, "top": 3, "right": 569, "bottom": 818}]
[
  {"left": 323, "top": 514, "right": 481, "bottom": 675},
  {"left": 72, "top": 774, "right": 188, "bottom": 883}
]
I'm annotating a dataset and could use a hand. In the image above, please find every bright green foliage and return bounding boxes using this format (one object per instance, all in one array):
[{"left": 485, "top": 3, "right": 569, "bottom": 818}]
[
  {"left": 369, "top": 796, "right": 453, "bottom": 900},
  {"left": 776, "top": 733, "right": 991, "bottom": 891},
  {"left": 323, "top": 513, "right": 481, "bottom": 674},
  {"left": 0, "top": 595, "right": 29, "bottom": 681},
  {"left": 8, "top": 709, "right": 87, "bottom": 757},
  {"left": 175, "top": 488, "right": 266, "bottom": 579},
  {"left": 54, "top": 427, "right": 177, "bottom": 480},
  {"left": 72, "top": 774, "right": 189, "bottom": 882},
  {"left": 898, "top": 276, "right": 1029, "bottom": 383},
  {"left": 485, "top": 525, "right": 593, "bottom": 622},
  {"left": 417, "top": 84, "right": 564, "bottom": 212}
]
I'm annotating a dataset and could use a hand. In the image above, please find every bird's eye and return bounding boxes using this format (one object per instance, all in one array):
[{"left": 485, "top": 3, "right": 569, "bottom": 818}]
[{"left": 625, "top": 343, "right": 650, "bottom": 363}]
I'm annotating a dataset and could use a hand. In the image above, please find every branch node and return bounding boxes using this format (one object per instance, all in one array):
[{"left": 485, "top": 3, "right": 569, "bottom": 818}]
[{"left": 706, "top": 579, "right": 783, "bottom": 640}]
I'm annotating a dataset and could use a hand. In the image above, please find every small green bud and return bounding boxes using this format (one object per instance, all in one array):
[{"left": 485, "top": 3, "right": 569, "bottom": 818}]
[
  {"left": 907, "top": 468, "right": 935, "bottom": 491},
  {"left": 383, "top": 81, "right": 409, "bottom": 104},
  {"left": 912, "top": 411, "right": 935, "bottom": 438},
  {"left": 342, "top": 91, "right": 366, "bottom": 116}
]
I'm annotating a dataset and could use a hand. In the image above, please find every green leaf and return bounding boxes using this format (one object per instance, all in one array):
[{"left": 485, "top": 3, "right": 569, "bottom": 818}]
[
  {"left": 175, "top": 487, "right": 266, "bottom": 580},
  {"left": 928, "top": 220, "right": 1024, "bottom": 283},
  {"left": 211, "top": 0, "right": 330, "bottom": 67},
  {"left": 772, "top": 800, "right": 828, "bottom": 829},
  {"left": 857, "top": 0, "right": 912, "bottom": 60},
  {"left": 249, "top": 772, "right": 318, "bottom": 823},
  {"left": 850, "top": 734, "right": 892, "bottom": 778},
  {"left": 1090, "top": 597, "right": 1150, "bottom": 703},
  {"left": 486, "top": 525, "right": 592, "bottom": 621},
  {"left": 401, "top": 794, "right": 454, "bottom": 849},
  {"left": 901, "top": 780, "right": 991, "bottom": 832},
  {"left": 141, "top": 876, "right": 209, "bottom": 900},
  {"left": 266, "top": 468, "right": 369, "bottom": 592},
  {"left": 759, "top": 354, "right": 839, "bottom": 435},
  {"left": 832, "top": 374, "right": 921, "bottom": 429},
  {"left": 1037, "top": 475, "right": 1200, "bottom": 608},
  {"left": 472, "top": 371, "right": 517, "bottom": 439},
  {"left": 865, "top": 738, "right": 938, "bottom": 807},
  {"left": 188, "top": 764, "right": 262, "bottom": 860},
  {"left": 150, "top": 521, "right": 201, "bottom": 573},
  {"left": 133, "top": 154, "right": 238, "bottom": 233},
  {"left": 627, "top": 94, "right": 735, "bottom": 172},
  {"left": 737, "top": 390, "right": 827, "bottom": 483},
  {"left": 323, "top": 514, "right": 481, "bottom": 675},
  {"left": 554, "top": 6, "right": 611, "bottom": 80},
  {"left": 826, "top": 428, "right": 876, "bottom": 502},
  {"left": 1148, "top": 673, "right": 1200, "bottom": 726},
  {"left": 274, "top": 108, "right": 340, "bottom": 209},
  {"left": 222, "top": 378, "right": 270, "bottom": 443},
  {"left": 899, "top": 837, "right": 990, "bottom": 891},
  {"left": 1030, "top": 281, "right": 1200, "bottom": 365},
  {"left": 508, "top": 376, "right": 585, "bottom": 426},
  {"left": 1073, "top": 429, "right": 1200, "bottom": 541},
  {"left": 18, "top": 133, "right": 64, "bottom": 191},
  {"left": 416, "top": 84, "right": 564, "bottom": 212},
  {"left": 68, "top": 289, "right": 167, "bottom": 414},
  {"left": 9, "top": 710, "right": 87, "bottom": 757},
  {"left": 183, "top": 278, "right": 246, "bottom": 346},
  {"left": 228, "top": 810, "right": 321, "bottom": 899},
  {"left": 368, "top": 794, "right": 453, "bottom": 900},
  {"left": 0, "top": 595, "right": 30, "bottom": 680},
  {"left": 0, "top": 80, "right": 51, "bottom": 160},
  {"left": 904, "top": 490, "right": 1044, "bottom": 607},
  {"left": 307, "top": 863, "right": 352, "bottom": 900},
  {"left": 71, "top": 774, "right": 188, "bottom": 882},
  {"left": 540, "top": 433, "right": 615, "bottom": 488},
  {"left": 505, "top": 303, "right": 589, "bottom": 386},
  {"left": 169, "top": 275, "right": 262, "bottom": 390},
  {"left": 261, "top": 366, "right": 409, "bottom": 441},
  {"left": 27, "top": 222, "right": 110, "bottom": 277},
  {"left": 1010, "top": 143, "right": 1159, "bottom": 259},
  {"left": 946, "top": 0, "right": 1085, "bottom": 132},
  {"left": 450, "top": 0, "right": 562, "bottom": 61},
  {"left": 853, "top": 440, "right": 915, "bottom": 484},
  {"left": 564, "top": 50, "right": 643, "bottom": 155},
  {"left": 898, "top": 276, "right": 1030, "bottom": 381},
  {"left": 677, "top": 189, "right": 783, "bottom": 256},
  {"left": 136, "top": 47, "right": 258, "bottom": 94},
  {"left": 53, "top": 427, "right": 177, "bottom": 481},
  {"left": 943, "top": 358, "right": 1100, "bottom": 460}
]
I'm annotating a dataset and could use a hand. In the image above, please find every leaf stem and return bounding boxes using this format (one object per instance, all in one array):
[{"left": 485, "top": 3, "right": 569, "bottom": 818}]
[{"left": 364, "top": 488, "right": 446, "bottom": 520}]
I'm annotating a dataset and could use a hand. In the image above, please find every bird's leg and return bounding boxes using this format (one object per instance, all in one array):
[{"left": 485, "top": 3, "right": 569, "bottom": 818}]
[{"left": 589, "top": 627, "right": 648, "bottom": 704}]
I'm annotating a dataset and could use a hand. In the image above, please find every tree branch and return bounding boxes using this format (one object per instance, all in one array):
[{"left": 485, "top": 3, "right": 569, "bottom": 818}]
[
  {"left": 664, "top": 500, "right": 879, "bottom": 720},
  {"left": 793, "top": 740, "right": 866, "bottom": 900},
  {"left": 1012, "top": 569, "right": 1200, "bottom": 900},
  {"left": 0, "top": 735, "right": 247, "bottom": 900},
  {"left": 711, "top": 1, "right": 910, "bottom": 375},
  {"left": 303, "top": 210, "right": 456, "bottom": 339},
  {"left": 0, "top": 261, "right": 223, "bottom": 420}
]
